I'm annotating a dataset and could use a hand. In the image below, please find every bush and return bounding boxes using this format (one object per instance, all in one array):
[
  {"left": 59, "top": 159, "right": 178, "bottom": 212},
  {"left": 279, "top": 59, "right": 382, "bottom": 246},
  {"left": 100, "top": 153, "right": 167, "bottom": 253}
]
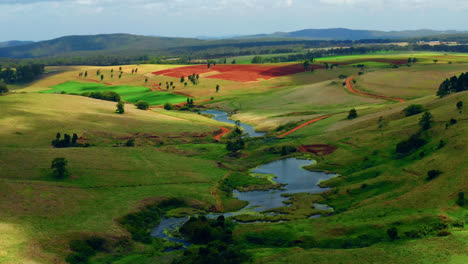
[
  {"left": 403, "top": 105, "right": 424, "bottom": 117},
  {"left": 396, "top": 134, "right": 427, "bottom": 154},
  {"left": 135, "top": 100, "right": 149, "bottom": 110},
  {"left": 164, "top": 102, "right": 173, "bottom": 110},
  {"left": 419, "top": 112, "right": 433, "bottom": 130},
  {"left": 347, "top": 109, "right": 358, "bottom": 119},
  {"left": 387, "top": 227, "right": 398, "bottom": 241},
  {"left": 426, "top": 170, "right": 442, "bottom": 181}
]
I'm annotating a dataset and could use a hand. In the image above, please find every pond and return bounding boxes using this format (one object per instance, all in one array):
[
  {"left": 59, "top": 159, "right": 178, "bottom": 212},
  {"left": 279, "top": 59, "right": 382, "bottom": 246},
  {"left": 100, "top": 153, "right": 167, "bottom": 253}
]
[{"left": 151, "top": 158, "right": 336, "bottom": 249}]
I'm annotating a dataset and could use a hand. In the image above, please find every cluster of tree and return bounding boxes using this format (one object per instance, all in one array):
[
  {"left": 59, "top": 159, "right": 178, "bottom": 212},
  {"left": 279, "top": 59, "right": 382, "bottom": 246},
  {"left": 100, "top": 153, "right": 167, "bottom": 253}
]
[
  {"left": 0, "top": 63, "right": 45, "bottom": 84},
  {"left": 175, "top": 216, "right": 250, "bottom": 264},
  {"left": 52, "top": 133, "right": 86, "bottom": 148},
  {"left": 396, "top": 133, "right": 427, "bottom": 154},
  {"left": 226, "top": 126, "right": 245, "bottom": 153},
  {"left": 186, "top": 98, "right": 194, "bottom": 108},
  {"left": 187, "top": 73, "right": 199, "bottom": 85},
  {"left": 81, "top": 91, "right": 121, "bottom": 102},
  {"left": 66, "top": 237, "right": 106, "bottom": 264},
  {"left": 437, "top": 72, "right": 468, "bottom": 97}
]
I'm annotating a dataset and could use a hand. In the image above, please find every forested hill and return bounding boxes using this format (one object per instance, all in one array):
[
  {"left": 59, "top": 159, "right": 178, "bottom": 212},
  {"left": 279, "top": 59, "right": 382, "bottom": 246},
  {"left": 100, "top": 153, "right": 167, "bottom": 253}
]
[
  {"left": 0, "top": 34, "right": 204, "bottom": 59},
  {"left": 237, "top": 28, "right": 466, "bottom": 40}
]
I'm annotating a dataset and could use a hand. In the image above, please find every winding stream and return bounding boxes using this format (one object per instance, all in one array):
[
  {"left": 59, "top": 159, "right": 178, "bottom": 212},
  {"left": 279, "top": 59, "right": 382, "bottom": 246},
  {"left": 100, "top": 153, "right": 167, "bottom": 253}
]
[
  {"left": 151, "top": 110, "right": 336, "bottom": 249},
  {"left": 201, "top": 109, "right": 266, "bottom": 137}
]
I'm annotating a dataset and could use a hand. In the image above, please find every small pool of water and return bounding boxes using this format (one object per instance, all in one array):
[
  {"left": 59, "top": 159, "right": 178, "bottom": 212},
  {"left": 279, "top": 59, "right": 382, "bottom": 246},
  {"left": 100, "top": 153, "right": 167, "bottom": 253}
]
[
  {"left": 152, "top": 158, "right": 336, "bottom": 245},
  {"left": 201, "top": 109, "right": 266, "bottom": 137}
]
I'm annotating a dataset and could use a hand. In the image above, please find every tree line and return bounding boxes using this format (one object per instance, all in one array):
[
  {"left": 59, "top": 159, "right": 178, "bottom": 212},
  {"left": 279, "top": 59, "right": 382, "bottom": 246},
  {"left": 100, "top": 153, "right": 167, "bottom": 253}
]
[{"left": 0, "top": 63, "right": 45, "bottom": 84}]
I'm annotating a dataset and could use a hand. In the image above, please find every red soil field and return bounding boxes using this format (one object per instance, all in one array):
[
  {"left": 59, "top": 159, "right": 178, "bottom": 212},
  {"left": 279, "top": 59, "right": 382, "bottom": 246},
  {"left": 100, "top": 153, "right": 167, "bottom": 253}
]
[{"left": 152, "top": 64, "right": 323, "bottom": 83}]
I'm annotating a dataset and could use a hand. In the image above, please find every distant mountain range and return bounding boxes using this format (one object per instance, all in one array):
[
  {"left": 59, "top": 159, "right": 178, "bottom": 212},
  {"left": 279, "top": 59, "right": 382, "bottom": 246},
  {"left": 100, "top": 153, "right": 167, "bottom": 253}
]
[
  {"left": 0, "top": 40, "right": 34, "bottom": 48},
  {"left": 0, "top": 29, "right": 467, "bottom": 59},
  {"left": 235, "top": 28, "right": 467, "bottom": 40}
]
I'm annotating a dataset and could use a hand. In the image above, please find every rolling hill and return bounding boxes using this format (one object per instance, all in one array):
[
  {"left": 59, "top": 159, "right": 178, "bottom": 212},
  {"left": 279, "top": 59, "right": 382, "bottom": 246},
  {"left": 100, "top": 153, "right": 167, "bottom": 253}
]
[{"left": 0, "top": 34, "right": 204, "bottom": 59}]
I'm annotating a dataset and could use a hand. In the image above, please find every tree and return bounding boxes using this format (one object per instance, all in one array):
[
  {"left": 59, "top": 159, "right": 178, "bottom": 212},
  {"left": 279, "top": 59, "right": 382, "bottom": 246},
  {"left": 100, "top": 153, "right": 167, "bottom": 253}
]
[
  {"left": 457, "top": 101, "right": 463, "bottom": 110},
  {"left": 51, "top": 158, "right": 69, "bottom": 179},
  {"left": 387, "top": 227, "right": 398, "bottom": 241},
  {"left": 303, "top": 60, "right": 310, "bottom": 71},
  {"left": 100, "top": 74, "right": 104, "bottom": 81},
  {"left": 135, "top": 100, "right": 149, "bottom": 110},
  {"left": 184, "top": 82, "right": 188, "bottom": 87},
  {"left": 126, "top": 138, "right": 135, "bottom": 147},
  {"left": 232, "top": 59, "right": 236, "bottom": 64},
  {"left": 408, "top": 57, "right": 412, "bottom": 64},
  {"left": 116, "top": 101, "right": 125, "bottom": 114},
  {"left": 216, "top": 84, "right": 220, "bottom": 93},
  {"left": 72, "top": 133, "right": 78, "bottom": 145},
  {"left": 226, "top": 137, "right": 245, "bottom": 153},
  {"left": 419, "top": 112, "right": 433, "bottom": 130},
  {"left": 145, "top": 78, "right": 148, "bottom": 83},
  {"left": 111, "top": 68, "right": 114, "bottom": 73},
  {"left": 457, "top": 192, "right": 465, "bottom": 206},
  {"left": 207, "top": 62, "right": 211, "bottom": 69},
  {"left": 181, "top": 76, "right": 185, "bottom": 83},
  {"left": 433, "top": 59, "right": 438, "bottom": 63},
  {"left": 119, "top": 74, "right": 122, "bottom": 79},
  {"left": 132, "top": 69, "right": 135, "bottom": 74},
  {"left": 119, "top": 66, "right": 122, "bottom": 71},
  {"left": 0, "top": 82, "right": 8, "bottom": 94},
  {"left": 96, "top": 69, "right": 100, "bottom": 76},
  {"left": 135, "top": 68, "right": 138, "bottom": 73},
  {"left": 412, "top": 58, "right": 417, "bottom": 63},
  {"left": 324, "top": 62, "right": 329, "bottom": 70},
  {"left": 347, "top": 109, "right": 358, "bottom": 119},
  {"left": 84, "top": 71, "right": 88, "bottom": 78}
]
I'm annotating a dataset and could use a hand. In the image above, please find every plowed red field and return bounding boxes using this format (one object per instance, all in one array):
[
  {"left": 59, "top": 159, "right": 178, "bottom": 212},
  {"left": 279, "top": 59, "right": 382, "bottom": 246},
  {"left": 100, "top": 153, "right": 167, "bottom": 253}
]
[{"left": 152, "top": 64, "right": 324, "bottom": 83}]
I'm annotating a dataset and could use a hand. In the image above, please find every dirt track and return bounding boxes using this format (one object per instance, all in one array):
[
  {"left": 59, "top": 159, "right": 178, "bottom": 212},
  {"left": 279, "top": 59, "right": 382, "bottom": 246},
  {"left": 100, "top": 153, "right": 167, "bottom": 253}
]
[
  {"left": 277, "top": 116, "right": 330, "bottom": 138},
  {"left": 346, "top": 76, "right": 405, "bottom": 103}
]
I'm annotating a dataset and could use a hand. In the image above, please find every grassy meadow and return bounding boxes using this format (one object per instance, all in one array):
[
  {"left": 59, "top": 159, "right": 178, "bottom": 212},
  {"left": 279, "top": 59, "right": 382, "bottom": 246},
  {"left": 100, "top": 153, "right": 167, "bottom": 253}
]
[{"left": 0, "top": 51, "right": 467, "bottom": 264}]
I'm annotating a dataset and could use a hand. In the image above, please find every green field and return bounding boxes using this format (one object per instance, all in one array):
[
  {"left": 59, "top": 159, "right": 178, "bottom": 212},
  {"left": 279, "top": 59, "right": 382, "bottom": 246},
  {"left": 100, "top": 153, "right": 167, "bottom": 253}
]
[
  {"left": 1, "top": 52, "right": 467, "bottom": 264},
  {"left": 41, "top": 81, "right": 187, "bottom": 105}
]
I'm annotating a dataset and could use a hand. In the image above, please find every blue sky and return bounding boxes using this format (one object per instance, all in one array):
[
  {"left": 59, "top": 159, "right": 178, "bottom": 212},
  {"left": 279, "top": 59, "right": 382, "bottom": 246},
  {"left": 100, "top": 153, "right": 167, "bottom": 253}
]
[{"left": 0, "top": 0, "right": 467, "bottom": 41}]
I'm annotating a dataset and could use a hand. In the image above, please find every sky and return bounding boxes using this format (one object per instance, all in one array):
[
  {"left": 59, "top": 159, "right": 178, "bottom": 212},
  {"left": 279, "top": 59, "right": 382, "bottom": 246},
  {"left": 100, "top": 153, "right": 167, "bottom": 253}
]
[{"left": 0, "top": 0, "right": 467, "bottom": 41}]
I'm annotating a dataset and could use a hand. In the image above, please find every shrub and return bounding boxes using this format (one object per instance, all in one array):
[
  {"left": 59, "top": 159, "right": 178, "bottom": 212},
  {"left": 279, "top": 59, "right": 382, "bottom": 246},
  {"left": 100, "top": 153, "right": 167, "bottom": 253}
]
[
  {"left": 403, "top": 105, "right": 424, "bottom": 117},
  {"left": 426, "top": 170, "right": 442, "bottom": 181},
  {"left": 387, "top": 227, "right": 398, "bottom": 241},
  {"left": 135, "top": 100, "right": 149, "bottom": 110},
  {"left": 347, "top": 109, "right": 358, "bottom": 119},
  {"left": 449, "top": 118, "right": 457, "bottom": 125},
  {"left": 456, "top": 101, "right": 463, "bottom": 110}
]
